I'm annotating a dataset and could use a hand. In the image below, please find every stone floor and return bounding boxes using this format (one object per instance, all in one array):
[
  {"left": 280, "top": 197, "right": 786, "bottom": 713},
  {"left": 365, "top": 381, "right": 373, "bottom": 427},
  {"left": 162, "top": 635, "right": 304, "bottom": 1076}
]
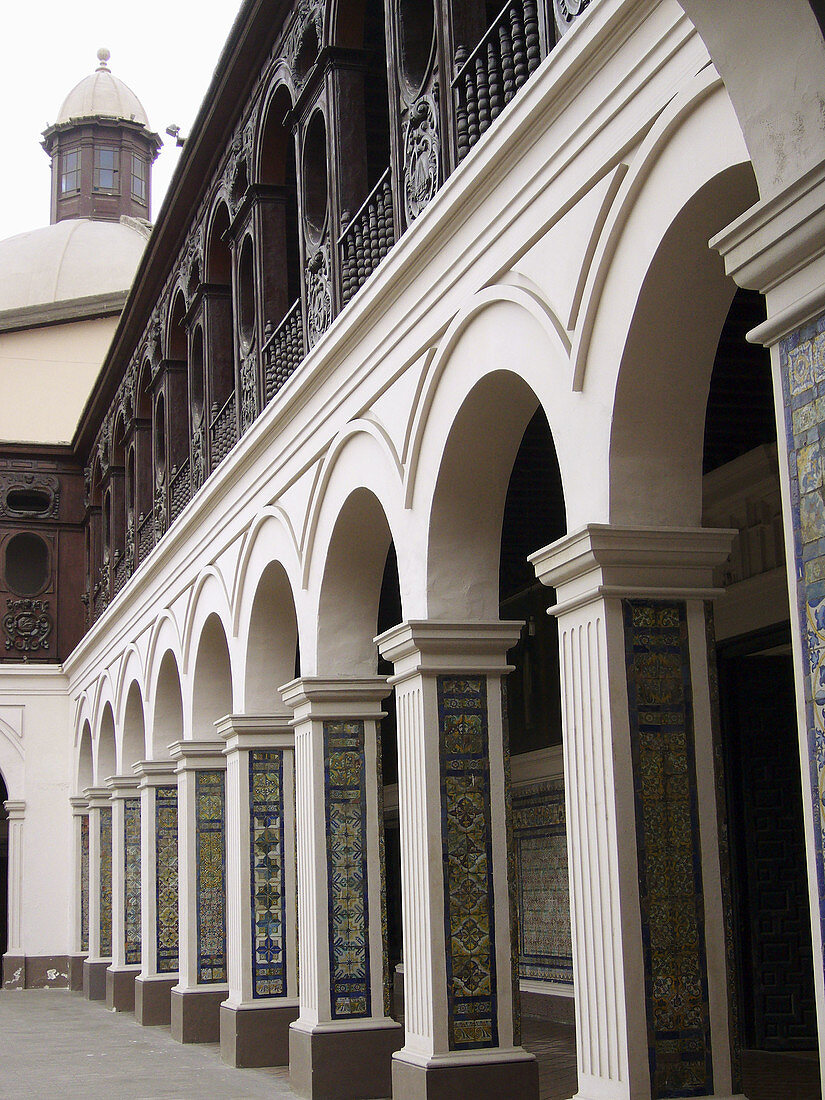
[{"left": 0, "top": 990, "right": 819, "bottom": 1099}]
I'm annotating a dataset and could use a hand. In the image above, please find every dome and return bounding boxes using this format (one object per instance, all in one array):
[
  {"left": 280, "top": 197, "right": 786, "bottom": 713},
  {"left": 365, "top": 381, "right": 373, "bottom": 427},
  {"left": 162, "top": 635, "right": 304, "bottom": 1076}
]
[
  {"left": 0, "top": 218, "right": 149, "bottom": 314},
  {"left": 55, "top": 49, "right": 150, "bottom": 129}
]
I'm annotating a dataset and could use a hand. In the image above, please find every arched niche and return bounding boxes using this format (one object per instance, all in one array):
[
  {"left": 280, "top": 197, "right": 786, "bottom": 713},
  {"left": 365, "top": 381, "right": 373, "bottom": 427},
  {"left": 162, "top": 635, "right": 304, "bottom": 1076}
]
[
  {"left": 190, "top": 613, "right": 233, "bottom": 738},
  {"left": 244, "top": 560, "right": 300, "bottom": 711},
  {"left": 96, "top": 703, "right": 116, "bottom": 785},
  {"left": 152, "top": 650, "right": 184, "bottom": 759},
  {"left": 120, "top": 681, "right": 146, "bottom": 772},
  {"left": 77, "top": 721, "right": 93, "bottom": 795}
]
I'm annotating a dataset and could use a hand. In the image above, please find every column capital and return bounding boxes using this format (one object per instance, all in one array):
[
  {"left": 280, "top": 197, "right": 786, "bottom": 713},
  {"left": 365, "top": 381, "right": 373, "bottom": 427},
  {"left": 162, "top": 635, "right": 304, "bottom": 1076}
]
[
  {"left": 169, "top": 739, "right": 226, "bottom": 771},
  {"left": 375, "top": 620, "right": 523, "bottom": 682},
  {"left": 84, "top": 786, "right": 113, "bottom": 809},
  {"left": 3, "top": 800, "right": 26, "bottom": 820},
  {"left": 106, "top": 774, "right": 141, "bottom": 798},
  {"left": 529, "top": 524, "right": 736, "bottom": 616},
  {"left": 215, "top": 712, "right": 294, "bottom": 753},
  {"left": 132, "top": 759, "right": 177, "bottom": 787},
  {"left": 70, "top": 797, "right": 88, "bottom": 814},
  {"left": 710, "top": 159, "right": 825, "bottom": 341},
  {"left": 280, "top": 677, "right": 389, "bottom": 722}
]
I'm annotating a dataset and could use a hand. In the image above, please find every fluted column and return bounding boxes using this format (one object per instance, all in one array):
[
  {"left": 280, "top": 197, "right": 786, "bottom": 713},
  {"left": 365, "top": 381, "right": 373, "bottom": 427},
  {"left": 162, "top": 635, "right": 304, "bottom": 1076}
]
[
  {"left": 1, "top": 801, "right": 26, "bottom": 989},
  {"left": 280, "top": 678, "right": 403, "bottom": 1100},
  {"left": 106, "top": 774, "right": 141, "bottom": 1011},
  {"left": 530, "top": 524, "right": 741, "bottom": 1100},
  {"left": 217, "top": 714, "right": 299, "bottom": 1067},
  {"left": 134, "top": 761, "right": 179, "bottom": 1026},
  {"left": 376, "top": 621, "right": 539, "bottom": 1100},
  {"left": 169, "top": 739, "right": 228, "bottom": 1044},
  {"left": 66, "top": 797, "right": 88, "bottom": 991},
  {"left": 82, "top": 786, "right": 112, "bottom": 1000}
]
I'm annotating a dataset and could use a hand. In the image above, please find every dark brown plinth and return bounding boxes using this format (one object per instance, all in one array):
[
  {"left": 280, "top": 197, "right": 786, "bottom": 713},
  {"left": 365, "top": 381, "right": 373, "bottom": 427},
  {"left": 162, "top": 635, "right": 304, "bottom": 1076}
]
[
  {"left": 2, "top": 955, "right": 25, "bottom": 989},
  {"left": 135, "top": 975, "right": 178, "bottom": 1025},
  {"left": 68, "top": 954, "right": 87, "bottom": 992},
  {"left": 106, "top": 967, "right": 139, "bottom": 1011},
  {"left": 83, "top": 958, "right": 110, "bottom": 1000},
  {"left": 220, "top": 1001, "right": 299, "bottom": 1067},
  {"left": 25, "top": 955, "right": 69, "bottom": 988},
  {"left": 171, "top": 987, "right": 227, "bottom": 1044},
  {"left": 392, "top": 1051, "right": 539, "bottom": 1100},
  {"left": 289, "top": 1020, "right": 403, "bottom": 1099},
  {"left": 520, "top": 988, "right": 575, "bottom": 1025}
]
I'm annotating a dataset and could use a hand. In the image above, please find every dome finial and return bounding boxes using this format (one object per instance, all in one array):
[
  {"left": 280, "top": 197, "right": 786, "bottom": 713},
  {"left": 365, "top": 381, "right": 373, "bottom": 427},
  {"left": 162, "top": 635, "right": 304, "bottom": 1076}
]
[{"left": 96, "top": 47, "right": 111, "bottom": 71}]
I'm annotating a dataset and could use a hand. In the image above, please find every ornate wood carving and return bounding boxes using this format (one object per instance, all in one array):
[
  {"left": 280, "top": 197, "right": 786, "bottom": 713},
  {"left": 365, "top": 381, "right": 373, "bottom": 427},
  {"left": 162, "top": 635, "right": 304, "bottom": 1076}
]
[
  {"left": 403, "top": 90, "right": 440, "bottom": 224},
  {"left": 0, "top": 474, "right": 60, "bottom": 520},
  {"left": 239, "top": 341, "right": 259, "bottom": 432},
  {"left": 4, "top": 598, "right": 52, "bottom": 653},
  {"left": 154, "top": 483, "right": 167, "bottom": 542},
  {"left": 553, "top": 0, "right": 591, "bottom": 37},
  {"left": 305, "top": 244, "right": 332, "bottom": 348}
]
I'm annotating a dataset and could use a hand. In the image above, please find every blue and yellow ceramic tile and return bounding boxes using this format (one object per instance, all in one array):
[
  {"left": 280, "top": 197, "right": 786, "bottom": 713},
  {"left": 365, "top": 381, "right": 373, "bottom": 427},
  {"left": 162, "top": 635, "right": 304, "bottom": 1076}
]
[
  {"left": 155, "top": 785, "right": 179, "bottom": 973},
  {"left": 196, "top": 770, "right": 226, "bottom": 983},
  {"left": 80, "top": 814, "right": 90, "bottom": 953},
  {"left": 124, "top": 798, "right": 141, "bottom": 965},
  {"left": 99, "top": 807, "right": 113, "bottom": 957},
  {"left": 249, "top": 751, "right": 287, "bottom": 998}
]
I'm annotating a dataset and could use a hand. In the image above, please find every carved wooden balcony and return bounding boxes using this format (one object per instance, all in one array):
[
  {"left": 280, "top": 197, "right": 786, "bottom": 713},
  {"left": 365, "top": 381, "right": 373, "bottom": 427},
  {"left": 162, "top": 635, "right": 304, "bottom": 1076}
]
[
  {"left": 339, "top": 167, "right": 396, "bottom": 306},
  {"left": 210, "top": 391, "right": 238, "bottom": 469},
  {"left": 263, "top": 298, "right": 304, "bottom": 404}
]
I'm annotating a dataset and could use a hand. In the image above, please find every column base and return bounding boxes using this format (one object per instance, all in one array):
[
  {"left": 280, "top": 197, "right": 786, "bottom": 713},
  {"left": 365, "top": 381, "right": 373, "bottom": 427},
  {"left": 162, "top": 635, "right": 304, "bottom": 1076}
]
[
  {"left": 83, "top": 958, "right": 111, "bottom": 1001},
  {"left": 68, "top": 953, "right": 87, "bottom": 992},
  {"left": 170, "top": 985, "right": 228, "bottom": 1044},
  {"left": 220, "top": 1000, "right": 299, "bottom": 1067},
  {"left": 2, "top": 954, "right": 70, "bottom": 989},
  {"left": 391, "top": 1048, "right": 539, "bottom": 1100},
  {"left": 2, "top": 954, "right": 25, "bottom": 989},
  {"left": 135, "top": 974, "right": 178, "bottom": 1026},
  {"left": 106, "top": 965, "right": 140, "bottom": 1011},
  {"left": 289, "top": 1019, "right": 404, "bottom": 1099}
]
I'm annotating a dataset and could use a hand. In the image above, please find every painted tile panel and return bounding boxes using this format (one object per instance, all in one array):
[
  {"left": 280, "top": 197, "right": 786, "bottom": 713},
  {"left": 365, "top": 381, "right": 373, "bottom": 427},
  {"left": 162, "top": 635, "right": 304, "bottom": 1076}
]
[
  {"left": 623, "top": 600, "right": 712, "bottom": 1099},
  {"left": 124, "top": 798, "right": 141, "bottom": 966},
  {"left": 155, "top": 785, "right": 179, "bottom": 974},
  {"left": 249, "top": 751, "right": 287, "bottom": 998},
  {"left": 196, "top": 770, "right": 226, "bottom": 983},
  {"left": 779, "top": 310, "right": 825, "bottom": 977},
  {"left": 80, "top": 814, "right": 89, "bottom": 953},
  {"left": 324, "top": 720, "right": 371, "bottom": 1019},
  {"left": 99, "top": 808, "right": 113, "bottom": 957},
  {"left": 437, "top": 675, "right": 498, "bottom": 1051}
]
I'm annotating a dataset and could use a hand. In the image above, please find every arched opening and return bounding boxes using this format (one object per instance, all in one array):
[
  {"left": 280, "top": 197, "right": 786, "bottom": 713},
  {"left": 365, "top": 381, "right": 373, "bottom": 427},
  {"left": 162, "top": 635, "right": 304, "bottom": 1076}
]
[
  {"left": 121, "top": 681, "right": 146, "bottom": 772},
  {"left": 205, "top": 202, "right": 236, "bottom": 466},
  {"left": 191, "top": 614, "right": 233, "bottom": 738},
  {"left": 244, "top": 561, "right": 299, "bottom": 711},
  {"left": 302, "top": 110, "right": 328, "bottom": 250},
  {"left": 427, "top": 369, "right": 570, "bottom": 1036},
  {"left": 152, "top": 651, "right": 184, "bottom": 759},
  {"left": 97, "top": 703, "right": 116, "bottom": 785},
  {"left": 77, "top": 721, "right": 93, "bottom": 794},
  {"left": 190, "top": 325, "right": 205, "bottom": 428},
  {"left": 168, "top": 291, "right": 187, "bottom": 365},
  {"left": 258, "top": 85, "right": 301, "bottom": 331},
  {"left": 154, "top": 393, "right": 166, "bottom": 484},
  {"left": 237, "top": 235, "right": 256, "bottom": 350}
]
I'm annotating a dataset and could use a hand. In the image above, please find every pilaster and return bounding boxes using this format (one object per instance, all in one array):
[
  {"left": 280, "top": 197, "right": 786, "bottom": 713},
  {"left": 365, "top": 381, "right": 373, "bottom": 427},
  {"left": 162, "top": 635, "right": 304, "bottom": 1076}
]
[
  {"left": 134, "top": 760, "right": 179, "bottom": 1026},
  {"left": 529, "top": 524, "right": 740, "bottom": 1100},
  {"left": 67, "top": 797, "right": 88, "bottom": 991},
  {"left": 713, "top": 159, "right": 825, "bottom": 1085},
  {"left": 1, "top": 801, "right": 26, "bottom": 990},
  {"left": 280, "top": 677, "right": 403, "bottom": 1100},
  {"left": 82, "top": 786, "right": 113, "bottom": 1001},
  {"left": 375, "top": 622, "right": 539, "bottom": 1100},
  {"left": 106, "top": 774, "right": 141, "bottom": 1012},
  {"left": 169, "top": 739, "right": 228, "bottom": 1044},
  {"left": 216, "top": 714, "right": 299, "bottom": 1068}
]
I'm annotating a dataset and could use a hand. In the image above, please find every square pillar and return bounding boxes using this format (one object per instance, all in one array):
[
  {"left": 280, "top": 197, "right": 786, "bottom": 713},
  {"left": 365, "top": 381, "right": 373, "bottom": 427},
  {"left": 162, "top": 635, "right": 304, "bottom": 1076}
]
[
  {"left": 134, "top": 761, "right": 179, "bottom": 1026},
  {"left": 216, "top": 714, "right": 299, "bottom": 1067},
  {"left": 105, "top": 775, "right": 141, "bottom": 1012},
  {"left": 66, "top": 797, "right": 88, "bottom": 992},
  {"left": 83, "top": 786, "right": 113, "bottom": 1000},
  {"left": 530, "top": 524, "right": 741, "bottom": 1100},
  {"left": 280, "top": 678, "right": 403, "bottom": 1100},
  {"left": 1, "top": 800, "right": 26, "bottom": 989},
  {"left": 375, "top": 622, "right": 539, "bottom": 1100},
  {"left": 169, "top": 739, "right": 228, "bottom": 1043}
]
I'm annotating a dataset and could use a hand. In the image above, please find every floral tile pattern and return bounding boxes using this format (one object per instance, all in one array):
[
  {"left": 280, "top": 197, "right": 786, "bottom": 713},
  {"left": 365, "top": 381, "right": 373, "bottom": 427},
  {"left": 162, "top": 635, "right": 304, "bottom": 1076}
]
[
  {"left": 99, "top": 808, "right": 113, "bottom": 957},
  {"left": 780, "top": 310, "right": 825, "bottom": 975},
  {"left": 437, "top": 676, "right": 498, "bottom": 1051},
  {"left": 196, "top": 770, "right": 226, "bottom": 983},
  {"left": 249, "top": 751, "right": 287, "bottom": 998},
  {"left": 512, "top": 779, "right": 572, "bottom": 984},
  {"left": 80, "top": 814, "right": 89, "bottom": 953},
  {"left": 155, "top": 785, "right": 179, "bottom": 974},
  {"left": 624, "top": 600, "right": 712, "bottom": 1099},
  {"left": 324, "top": 720, "right": 371, "bottom": 1019},
  {"left": 124, "top": 798, "right": 141, "bottom": 965}
]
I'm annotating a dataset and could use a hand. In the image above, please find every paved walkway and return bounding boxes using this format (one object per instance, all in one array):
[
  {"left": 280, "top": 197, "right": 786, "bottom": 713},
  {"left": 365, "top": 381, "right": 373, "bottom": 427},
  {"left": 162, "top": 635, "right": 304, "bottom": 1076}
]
[{"left": 0, "top": 990, "right": 819, "bottom": 1099}]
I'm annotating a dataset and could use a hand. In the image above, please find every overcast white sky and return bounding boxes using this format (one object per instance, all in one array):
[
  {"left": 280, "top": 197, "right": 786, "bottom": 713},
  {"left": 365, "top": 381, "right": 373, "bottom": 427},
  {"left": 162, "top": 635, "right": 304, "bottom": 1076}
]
[{"left": 0, "top": 2, "right": 242, "bottom": 242}]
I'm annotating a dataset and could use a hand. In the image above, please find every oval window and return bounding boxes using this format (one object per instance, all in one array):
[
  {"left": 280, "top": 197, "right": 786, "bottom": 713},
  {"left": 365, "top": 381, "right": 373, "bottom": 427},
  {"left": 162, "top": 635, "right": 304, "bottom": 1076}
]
[
  {"left": 6, "top": 489, "right": 51, "bottom": 515},
  {"left": 5, "top": 532, "right": 49, "bottom": 597}
]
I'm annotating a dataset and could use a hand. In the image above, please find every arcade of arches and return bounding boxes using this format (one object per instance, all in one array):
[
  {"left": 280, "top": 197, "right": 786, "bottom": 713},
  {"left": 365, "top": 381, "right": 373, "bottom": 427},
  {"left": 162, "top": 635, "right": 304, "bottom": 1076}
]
[{"left": 1, "top": 2, "right": 825, "bottom": 1100}]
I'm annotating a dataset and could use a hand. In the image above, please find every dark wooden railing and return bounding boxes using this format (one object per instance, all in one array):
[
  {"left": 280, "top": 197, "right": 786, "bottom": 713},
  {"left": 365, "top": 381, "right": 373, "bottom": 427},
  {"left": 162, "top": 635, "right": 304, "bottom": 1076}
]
[
  {"left": 169, "top": 458, "right": 191, "bottom": 522},
  {"left": 263, "top": 299, "right": 304, "bottom": 404},
  {"left": 210, "top": 391, "right": 237, "bottom": 468},
  {"left": 453, "top": 0, "right": 544, "bottom": 162},
  {"left": 113, "top": 551, "right": 129, "bottom": 596},
  {"left": 340, "top": 168, "right": 395, "bottom": 306},
  {"left": 137, "top": 512, "right": 154, "bottom": 565}
]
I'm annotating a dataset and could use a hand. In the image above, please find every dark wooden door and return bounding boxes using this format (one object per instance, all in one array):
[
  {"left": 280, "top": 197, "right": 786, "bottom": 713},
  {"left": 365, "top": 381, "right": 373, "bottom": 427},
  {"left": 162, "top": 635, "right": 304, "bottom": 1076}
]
[{"left": 720, "top": 648, "right": 817, "bottom": 1050}]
